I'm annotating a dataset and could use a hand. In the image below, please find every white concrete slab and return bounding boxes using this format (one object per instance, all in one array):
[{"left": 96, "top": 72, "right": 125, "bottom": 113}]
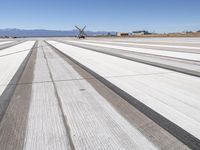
[
  {"left": 0, "top": 41, "right": 35, "bottom": 96},
  {"left": 0, "top": 41, "right": 13, "bottom": 46},
  {"left": 0, "top": 41, "right": 34, "bottom": 56},
  {"left": 43, "top": 46, "right": 83, "bottom": 81},
  {"left": 55, "top": 80, "right": 156, "bottom": 149},
  {"left": 24, "top": 83, "right": 71, "bottom": 150}
]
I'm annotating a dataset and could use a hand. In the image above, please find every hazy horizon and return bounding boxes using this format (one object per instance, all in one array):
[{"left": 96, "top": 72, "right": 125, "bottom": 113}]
[{"left": 0, "top": 27, "right": 199, "bottom": 34}]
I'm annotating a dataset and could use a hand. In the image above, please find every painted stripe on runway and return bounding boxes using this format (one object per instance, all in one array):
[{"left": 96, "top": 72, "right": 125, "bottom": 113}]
[
  {"left": 85, "top": 39, "right": 200, "bottom": 50},
  {"left": 66, "top": 40, "right": 200, "bottom": 61}
]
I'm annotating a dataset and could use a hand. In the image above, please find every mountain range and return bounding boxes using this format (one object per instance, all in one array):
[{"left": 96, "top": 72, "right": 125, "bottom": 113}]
[{"left": 0, "top": 28, "right": 117, "bottom": 37}]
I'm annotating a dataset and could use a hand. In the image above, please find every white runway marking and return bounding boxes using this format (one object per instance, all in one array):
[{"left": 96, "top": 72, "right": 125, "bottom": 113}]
[
  {"left": 66, "top": 40, "right": 200, "bottom": 61},
  {"left": 85, "top": 39, "right": 200, "bottom": 50}
]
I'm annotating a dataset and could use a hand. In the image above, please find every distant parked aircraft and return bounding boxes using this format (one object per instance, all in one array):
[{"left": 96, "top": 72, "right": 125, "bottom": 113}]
[{"left": 75, "top": 25, "right": 87, "bottom": 39}]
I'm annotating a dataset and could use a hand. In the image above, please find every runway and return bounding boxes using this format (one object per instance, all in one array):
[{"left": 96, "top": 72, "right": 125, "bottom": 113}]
[{"left": 0, "top": 37, "right": 200, "bottom": 149}]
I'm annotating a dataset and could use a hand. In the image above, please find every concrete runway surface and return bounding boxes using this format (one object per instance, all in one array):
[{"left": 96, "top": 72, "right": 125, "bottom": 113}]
[{"left": 0, "top": 38, "right": 200, "bottom": 150}]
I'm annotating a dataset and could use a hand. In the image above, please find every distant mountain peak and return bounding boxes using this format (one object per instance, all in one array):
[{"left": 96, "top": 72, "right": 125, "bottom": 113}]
[{"left": 0, "top": 28, "right": 116, "bottom": 37}]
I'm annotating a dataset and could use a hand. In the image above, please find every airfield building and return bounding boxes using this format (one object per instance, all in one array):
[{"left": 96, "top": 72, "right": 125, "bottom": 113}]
[
  {"left": 117, "top": 32, "right": 129, "bottom": 37},
  {"left": 132, "top": 30, "right": 150, "bottom": 35}
]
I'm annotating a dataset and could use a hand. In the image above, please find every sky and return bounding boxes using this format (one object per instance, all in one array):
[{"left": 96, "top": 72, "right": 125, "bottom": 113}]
[{"left": 0, "top": 0, "right": 200, "bottom": 33}]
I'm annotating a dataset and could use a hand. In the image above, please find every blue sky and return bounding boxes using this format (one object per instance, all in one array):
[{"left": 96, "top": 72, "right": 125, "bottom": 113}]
[{"left": 0, "top": 0, "right": 200, "bottom": 33}]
